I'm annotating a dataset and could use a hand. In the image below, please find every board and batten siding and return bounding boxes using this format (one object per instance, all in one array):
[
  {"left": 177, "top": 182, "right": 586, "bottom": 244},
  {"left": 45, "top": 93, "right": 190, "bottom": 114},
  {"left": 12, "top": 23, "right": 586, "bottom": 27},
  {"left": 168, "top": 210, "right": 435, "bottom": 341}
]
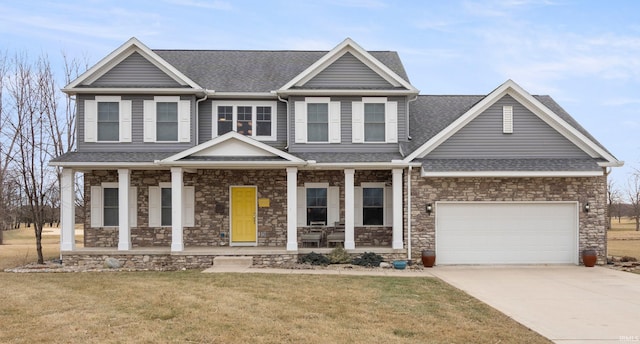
[
  {"left": 427, "top": 95, "right": 591, "bottom": 159},
  {"left": 89, "top": 52, "right": 181, "bottom": 88},
  {"left": 301, "top": 52, "right": 394, "bottom": 89},
  {"left": 77, "top": 94, "right": 195, "bottom": 152},
  {"left": 288, "top": 96, "right": 406, "bottom": 153}
]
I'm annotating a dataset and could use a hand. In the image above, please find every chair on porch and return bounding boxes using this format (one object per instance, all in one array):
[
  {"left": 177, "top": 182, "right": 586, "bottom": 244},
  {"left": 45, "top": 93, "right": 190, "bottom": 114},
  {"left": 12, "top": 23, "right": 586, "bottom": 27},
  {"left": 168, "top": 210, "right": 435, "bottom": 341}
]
[
  {"left": 301, "top": 222, "right": 324, "bottom": 248},
  {"left": 327, "top": 221, "right": 345, "bottom": 248}
]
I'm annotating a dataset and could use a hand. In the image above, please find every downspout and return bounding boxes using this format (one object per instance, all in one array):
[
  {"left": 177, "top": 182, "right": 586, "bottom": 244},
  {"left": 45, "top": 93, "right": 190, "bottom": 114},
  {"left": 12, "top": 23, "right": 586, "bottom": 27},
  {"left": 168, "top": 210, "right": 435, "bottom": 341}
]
[
  {"left": 195, "top": 90, "right": 209, "bottom": 145},
  {"left": 407, "top": 165, "right": 412, "bottom": 262},
  {"left": 406, "top": 95, "right": 418, "bottom": 140},
  {"left": 278, "top": 95, "right": 289, "bottom": 150}
]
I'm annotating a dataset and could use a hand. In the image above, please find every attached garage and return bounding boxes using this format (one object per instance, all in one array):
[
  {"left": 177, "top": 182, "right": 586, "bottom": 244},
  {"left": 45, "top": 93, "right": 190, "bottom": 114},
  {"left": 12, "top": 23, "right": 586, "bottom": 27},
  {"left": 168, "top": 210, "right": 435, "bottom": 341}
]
[{"left": 436, "top": 202, "right": 578, "bottom": 265}]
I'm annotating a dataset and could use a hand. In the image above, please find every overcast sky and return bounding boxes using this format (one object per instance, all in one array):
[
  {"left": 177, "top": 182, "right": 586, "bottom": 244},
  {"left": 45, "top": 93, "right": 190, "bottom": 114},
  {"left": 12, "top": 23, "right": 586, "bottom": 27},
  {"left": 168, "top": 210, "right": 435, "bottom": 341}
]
[{"left": 1, "top": 0, "right": 638, "bottom": 189}]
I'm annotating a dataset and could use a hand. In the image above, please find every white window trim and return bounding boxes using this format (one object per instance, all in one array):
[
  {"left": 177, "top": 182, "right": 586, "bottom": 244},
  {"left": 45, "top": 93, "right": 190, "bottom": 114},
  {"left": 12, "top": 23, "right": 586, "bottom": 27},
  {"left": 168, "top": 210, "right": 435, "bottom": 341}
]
[
  {"left": 144, "top": 96, "right": 191, "bottom": 143},
  {"left": 212, "top": 101, "right": 277, "bottom": 141},
  {"left": 294, "top": 97, "right": 340, "bottom": 144},
  {"left": 148, "top": 183, "right": 194, "bottom": 228},
  {"left": 90, "top": 182, "right": 137, "bottom": 228},
  {"left": 356, "top": 182, "right": 392, "bottom": 227},
  {"left": 296, "top": 183, "right": 339, "bottom": 227},
  {"left": 85, "top": 96, "right": 132, "bottom": 143},
  {"left": 352, "top": 97, "right": 398, "bottom": 144},
  {"left": 503, "top": 105, "right": 514, "bottom": 134}
]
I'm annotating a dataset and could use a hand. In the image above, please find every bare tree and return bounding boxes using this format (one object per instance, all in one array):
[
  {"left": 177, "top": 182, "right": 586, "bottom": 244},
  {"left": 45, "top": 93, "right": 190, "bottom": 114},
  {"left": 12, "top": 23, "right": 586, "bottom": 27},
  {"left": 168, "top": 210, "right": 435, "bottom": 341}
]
[
  {"left": 607, "top": 179, "right": 623, "bottom": 227},
  {"left": 627, "top": 170, "right": 640, "bottom": 231}
]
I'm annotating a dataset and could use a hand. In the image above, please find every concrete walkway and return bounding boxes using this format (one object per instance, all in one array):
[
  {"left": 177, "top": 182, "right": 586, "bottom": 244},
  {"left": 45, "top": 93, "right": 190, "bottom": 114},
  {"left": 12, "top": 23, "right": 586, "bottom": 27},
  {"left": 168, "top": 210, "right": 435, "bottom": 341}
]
[{"left": 430, "top": 265, "right": 640, "bottom": 344}]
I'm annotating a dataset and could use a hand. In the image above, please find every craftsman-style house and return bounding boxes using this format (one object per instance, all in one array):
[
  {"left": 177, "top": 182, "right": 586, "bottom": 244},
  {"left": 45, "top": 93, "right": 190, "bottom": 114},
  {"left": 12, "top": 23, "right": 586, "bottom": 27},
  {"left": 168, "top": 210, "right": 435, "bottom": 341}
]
[{"left": 52, "top": 37, "right": 622, "bottom": 268}]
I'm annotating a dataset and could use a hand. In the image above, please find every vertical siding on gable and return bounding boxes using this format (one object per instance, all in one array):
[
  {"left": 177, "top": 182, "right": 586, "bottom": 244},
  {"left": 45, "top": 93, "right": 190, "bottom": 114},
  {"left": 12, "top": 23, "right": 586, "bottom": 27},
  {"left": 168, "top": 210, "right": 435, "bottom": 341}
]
[
  {"left": 427, "top": 95, "right": 591, "bottom": 158},
  {"left": 89, "top": 52, "right": 182, "bottom": 87},
  {"left": 301, "top": 52, "right": 395, "bottom": 89}
]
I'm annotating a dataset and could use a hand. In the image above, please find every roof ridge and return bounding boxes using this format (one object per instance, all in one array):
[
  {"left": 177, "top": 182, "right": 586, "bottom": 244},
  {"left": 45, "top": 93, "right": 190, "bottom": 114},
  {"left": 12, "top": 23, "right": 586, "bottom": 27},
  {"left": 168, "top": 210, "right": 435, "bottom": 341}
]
[{"left": 153, "top": 49, "right": 395, "bottom": 53}]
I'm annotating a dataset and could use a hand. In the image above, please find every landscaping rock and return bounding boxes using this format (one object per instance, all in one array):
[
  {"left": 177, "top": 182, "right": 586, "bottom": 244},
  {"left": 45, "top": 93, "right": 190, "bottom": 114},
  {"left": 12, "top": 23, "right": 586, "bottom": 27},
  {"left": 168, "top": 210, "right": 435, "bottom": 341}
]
[
  {"left": 379, "top": 262, "right": 391, "bottom": 269},
  {"left": 104, "top": 257, "right": 122, "bottom": 269}
]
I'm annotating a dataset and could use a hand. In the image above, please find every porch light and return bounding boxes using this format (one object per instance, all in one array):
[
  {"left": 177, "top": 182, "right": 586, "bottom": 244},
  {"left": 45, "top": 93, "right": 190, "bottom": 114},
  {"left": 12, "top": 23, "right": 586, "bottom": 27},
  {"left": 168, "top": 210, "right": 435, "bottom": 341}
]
[
  {"left": 426, "top": 203, "right": 433, "bottom": 215},
  {"left": 584, "top": 202, "right": 590, "bottom": 213}
]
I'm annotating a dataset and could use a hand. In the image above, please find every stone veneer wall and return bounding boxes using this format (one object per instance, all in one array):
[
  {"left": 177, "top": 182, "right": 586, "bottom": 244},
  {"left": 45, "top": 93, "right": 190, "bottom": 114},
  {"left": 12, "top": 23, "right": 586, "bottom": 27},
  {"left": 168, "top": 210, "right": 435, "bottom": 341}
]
[{"left": 408, "top": 169, "right": 608, "bottom": 264}]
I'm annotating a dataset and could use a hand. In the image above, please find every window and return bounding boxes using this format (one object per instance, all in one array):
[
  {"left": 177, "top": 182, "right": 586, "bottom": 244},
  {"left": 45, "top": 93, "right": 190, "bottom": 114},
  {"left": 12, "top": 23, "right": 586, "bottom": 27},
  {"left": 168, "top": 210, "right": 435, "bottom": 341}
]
[
  {"left": 85, "top": 96, "right": 131, "bottom": 143},
  {"left": 103, "top": 188, "right": 119, "bottom": 226},
  {"left": 98, "top": 102, "right": 119, "bottom": 141},
  {"left": 213, "top": 101, "right": 277, "bottom": 140},
  {"left": 306, "top": 188, "right": 327, "bottom": 225},
  {"left": 143, "top": 96, "right": 191, "bottom": 143},
  {"left": 362, "top": 187, "right": 384, "bottom": 225},
  {"left": 294, "top": 98, "right": 340, "bottom": 144},
  {"left": 352, "top": 97, "right": 397, "bottom": 143},
  {"left": 364, "top": 103, "right": 385, "bottom": 142},
  {"left": 156, "top": 102, "right": 178, "bottom": 141},
  {"left": 161, "top": 188, "right": 172, "bottom": 226},
  {"left": 307, "top": 103, "right": 329, "bottom": 142},
  {"left": 503, "top": 105, "right": 513, "bottom": 134}
]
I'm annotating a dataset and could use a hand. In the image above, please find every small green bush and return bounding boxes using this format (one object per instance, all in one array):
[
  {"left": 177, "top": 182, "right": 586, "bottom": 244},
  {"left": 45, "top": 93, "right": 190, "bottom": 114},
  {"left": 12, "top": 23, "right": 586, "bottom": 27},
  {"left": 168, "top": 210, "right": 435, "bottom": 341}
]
[
  {"left": 299, "top": 252, "right": 330, "bottom": 266},
  {"left": 327, "top": 245, "right": 351, "bottom": 264},
  {"left": 351, "top": 252, "right": 384, "bottom": 267}
]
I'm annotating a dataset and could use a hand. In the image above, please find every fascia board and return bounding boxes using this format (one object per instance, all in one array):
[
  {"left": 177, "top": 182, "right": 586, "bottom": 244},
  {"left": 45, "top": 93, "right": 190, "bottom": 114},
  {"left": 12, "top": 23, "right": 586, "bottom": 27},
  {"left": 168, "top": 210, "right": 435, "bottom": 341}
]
[
  {"left": 277, "top": 89, "right": 419, "bottom": 97},
  {"left": 61, "top": 87, "right": 203, "bottom": 95}
]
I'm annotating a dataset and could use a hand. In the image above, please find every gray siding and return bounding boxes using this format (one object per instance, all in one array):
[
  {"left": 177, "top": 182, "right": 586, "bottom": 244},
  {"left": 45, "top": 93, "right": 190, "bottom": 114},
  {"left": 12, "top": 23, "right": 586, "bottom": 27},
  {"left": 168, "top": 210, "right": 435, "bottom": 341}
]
[
  {"left": 288, "top": 96, "right": 406, "bottom": 153},
  {"left": 301, "top": 52, "right": 394, "bottom": 89},
  {"left": 77, "top": 94, "right": 195, "bottom": 152},
  {"left": 427, "top": 95, "right": 591, "bottom": 159},
  {"left": 89, "top": 52, "right": 181, "bottom": 87},
  {"left": 198, "top": 100, "right": 212, "bottom": 144}
]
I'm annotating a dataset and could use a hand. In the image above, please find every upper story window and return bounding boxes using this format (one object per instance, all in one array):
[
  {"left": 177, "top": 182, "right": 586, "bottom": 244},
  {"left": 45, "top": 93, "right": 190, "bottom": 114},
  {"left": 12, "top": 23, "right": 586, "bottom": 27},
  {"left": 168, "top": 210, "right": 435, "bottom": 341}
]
[
  {"left": 352, "top": 97, "right": 397, "bottom": 144},
  {"left": 144, "top": 96, "right": 191, "bottom": 143},
  {"left": 213, "top": 101, "right": 277, "bottom": 141},
  {"left": 84, "top": 96, "right": 132, "bottom": 143},
  {"left": 294, "top": 97, "right": 340, "bottom": 144}
]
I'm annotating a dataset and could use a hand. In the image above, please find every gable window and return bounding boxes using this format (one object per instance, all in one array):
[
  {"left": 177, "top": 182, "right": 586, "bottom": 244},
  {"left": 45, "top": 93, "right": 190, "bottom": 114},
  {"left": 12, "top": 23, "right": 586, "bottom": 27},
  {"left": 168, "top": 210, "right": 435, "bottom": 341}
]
[
  {"left": 306, "top": 187, "right": 327, "bottom": 225},
  {"left": 294, "top": 97, "right": 341, "bottom": 144},
  {"left": 143, "top": 96, "right": 191, "bottom": 143},
  {"left": 213, "top": 101, "right": 277, "bottom": 141},
  {"left": 503, "top": 105, "right": 513, "bottom": 134},
  {"left": 161, "top": 187, "right": 172, "bottom": 226},
  {"left": 307, "top": 103, "right": 329, "bottom": 142},
  {"left": 362, "top": 187, "right": 384, "bottom": 225},
  {"left": 364, "top": 103, "right": 385, "bottom": 142},
  {"left": 157, "top": 102, "right": 178, "bottom": 141},
  {"left": 352, "top": 97, "right": 397, "bottom": 143},
  {"left": 85, "top": 96, "right": 132, "bottom": 143},
  {"left": 89, "top": 183, "right": 137, "bottom": 228}
]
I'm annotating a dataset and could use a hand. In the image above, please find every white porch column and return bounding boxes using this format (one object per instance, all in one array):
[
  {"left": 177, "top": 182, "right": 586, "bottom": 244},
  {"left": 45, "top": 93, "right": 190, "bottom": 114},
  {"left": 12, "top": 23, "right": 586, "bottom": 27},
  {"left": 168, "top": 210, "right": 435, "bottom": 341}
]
[
  {"left": 60, "top": 168, "right": 76, "bottom": 251},
  {"left": 171, "top": 167, "right": 184, "bottom": 252},
  {"left": 392, "top": 168, "right": 404, "bottom": 249},
  {"left": 118, "top": 169, "right": 131, "bottom": 250},
  {"left": 286, "top": 167, "right": 298, "bottom": 251},
  {"left": 344, "top": 169, "right": 355, "bottom": 250}
]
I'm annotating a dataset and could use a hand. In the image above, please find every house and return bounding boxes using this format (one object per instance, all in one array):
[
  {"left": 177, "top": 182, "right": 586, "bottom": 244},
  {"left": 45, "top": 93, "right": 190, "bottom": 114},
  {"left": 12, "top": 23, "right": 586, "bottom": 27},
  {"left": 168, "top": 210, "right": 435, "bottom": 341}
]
[{"left": 52, "top": 37, "right": 622, "bottom": 269}]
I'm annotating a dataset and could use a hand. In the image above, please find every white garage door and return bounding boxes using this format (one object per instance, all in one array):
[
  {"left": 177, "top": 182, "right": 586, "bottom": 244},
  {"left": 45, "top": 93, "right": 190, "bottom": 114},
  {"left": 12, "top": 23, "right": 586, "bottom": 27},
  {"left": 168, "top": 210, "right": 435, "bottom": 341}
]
[{"left": 436, "top": 202, "right": 578, "bottom": 265}]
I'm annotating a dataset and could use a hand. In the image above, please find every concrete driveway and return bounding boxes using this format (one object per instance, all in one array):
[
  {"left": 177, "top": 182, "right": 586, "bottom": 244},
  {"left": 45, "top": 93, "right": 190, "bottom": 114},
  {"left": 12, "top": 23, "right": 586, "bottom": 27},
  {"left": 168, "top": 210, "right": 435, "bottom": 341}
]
[{"left": 431, "top": 266, "right": 640, "bottom": 344}]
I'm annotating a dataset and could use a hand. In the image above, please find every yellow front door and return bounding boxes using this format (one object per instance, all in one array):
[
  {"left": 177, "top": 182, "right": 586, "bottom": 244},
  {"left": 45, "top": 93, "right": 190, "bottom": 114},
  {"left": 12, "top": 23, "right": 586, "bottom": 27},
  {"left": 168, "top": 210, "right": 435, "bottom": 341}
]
[{"left": 231, "top": 187, "right": 257, "bottom": 243}]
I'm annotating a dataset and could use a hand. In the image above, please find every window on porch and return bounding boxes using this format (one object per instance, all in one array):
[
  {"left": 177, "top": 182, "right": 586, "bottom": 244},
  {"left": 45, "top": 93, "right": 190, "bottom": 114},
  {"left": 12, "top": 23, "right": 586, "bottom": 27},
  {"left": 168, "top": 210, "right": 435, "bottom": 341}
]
[
  {"left": 103, "top": 188, "right": 119, "bottom": 226},
  {"left": 362, "top": 187, "right": 384, "bottom": 225},
  {"left": 306, "top": 188, "right": 327, "bottom": 225}
]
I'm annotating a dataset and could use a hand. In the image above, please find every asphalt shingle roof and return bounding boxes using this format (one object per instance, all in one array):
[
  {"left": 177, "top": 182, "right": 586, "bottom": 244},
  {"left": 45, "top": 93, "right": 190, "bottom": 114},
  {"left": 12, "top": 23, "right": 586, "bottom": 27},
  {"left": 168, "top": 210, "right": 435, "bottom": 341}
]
[
  {"left": 419, "top": 158, "right": 601, "bottom": 172},
  {"left": 292, "top": 152, "right": 403, "bottom": 163}
]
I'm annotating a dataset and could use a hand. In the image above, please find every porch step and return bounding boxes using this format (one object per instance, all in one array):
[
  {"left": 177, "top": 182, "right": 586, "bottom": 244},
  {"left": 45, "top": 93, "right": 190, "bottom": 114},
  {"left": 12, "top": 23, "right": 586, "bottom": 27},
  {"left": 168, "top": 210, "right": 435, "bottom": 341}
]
[{"left": 213, "top": 256, "right": 253, "bottom": 268}]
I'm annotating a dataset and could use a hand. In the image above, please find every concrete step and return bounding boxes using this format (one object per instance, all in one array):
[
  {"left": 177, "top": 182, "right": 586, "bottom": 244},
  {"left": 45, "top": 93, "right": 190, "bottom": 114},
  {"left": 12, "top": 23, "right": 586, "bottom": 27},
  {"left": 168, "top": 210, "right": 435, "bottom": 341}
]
[{"left": 213, "top": 256, "right": 253, "bottom": 268}]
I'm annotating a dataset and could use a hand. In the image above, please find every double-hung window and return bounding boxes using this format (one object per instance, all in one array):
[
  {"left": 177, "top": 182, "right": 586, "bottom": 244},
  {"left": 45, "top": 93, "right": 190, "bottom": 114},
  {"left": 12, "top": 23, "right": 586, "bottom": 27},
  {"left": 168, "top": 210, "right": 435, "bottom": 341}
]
[
  {"left": 294, "top": 97, "right": 341, "bottom": 143},
  {"left": 148, "top": 184, "right": 195, "bottom": 227},
  {"left": 362, "top": 187, "right": 384, "bottom": 225},
  {"left": 103, "top": 188, "right": 119, "bottom": 226},
  {"left": 84, "top": 96, "right": 132, "bottom": 143},
  {"left": 143, "top": 96, "right": 191, "bottom": 143},
  {"left": 161, "top": 187, "right": 172, "bottom": 226},
  {"left": 306, "top": 187, "right": 327, "bottom": 225},
  {"left": 352, "top": 97, "right": 397, "bottom": 143},
  {"left": 213, "top": 101, "right": 277, "bottom": 141},
  {"left": 89, "top": 183, "right": 137, "bottom": 228}
]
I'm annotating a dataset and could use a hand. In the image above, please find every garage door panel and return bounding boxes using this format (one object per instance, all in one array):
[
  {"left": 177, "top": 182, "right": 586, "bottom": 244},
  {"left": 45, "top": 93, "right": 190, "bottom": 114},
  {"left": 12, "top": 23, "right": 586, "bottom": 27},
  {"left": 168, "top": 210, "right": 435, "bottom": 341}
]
[{"left": 436, "top": 202, "right": 577, "bottom": 265}]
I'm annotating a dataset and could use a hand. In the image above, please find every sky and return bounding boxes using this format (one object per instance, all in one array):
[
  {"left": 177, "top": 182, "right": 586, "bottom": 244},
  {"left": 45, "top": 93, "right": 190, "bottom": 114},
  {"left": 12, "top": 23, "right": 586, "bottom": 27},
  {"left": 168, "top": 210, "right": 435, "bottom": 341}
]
[{"left": 1, "top": 0, "right": 639, "bottom": 191}]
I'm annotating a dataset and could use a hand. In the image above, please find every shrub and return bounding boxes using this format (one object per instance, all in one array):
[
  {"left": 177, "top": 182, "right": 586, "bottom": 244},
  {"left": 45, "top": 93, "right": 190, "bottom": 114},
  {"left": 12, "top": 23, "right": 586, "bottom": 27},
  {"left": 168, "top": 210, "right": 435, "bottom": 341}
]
[
  {"left": 327, "top": 245, "right": 351, "bottom": 264},
  {"left": 351, "top": 252, "right": 384, "bottom": 267},
  {"left": 299, "top": 252, "right": 330, "bottom": 266}
]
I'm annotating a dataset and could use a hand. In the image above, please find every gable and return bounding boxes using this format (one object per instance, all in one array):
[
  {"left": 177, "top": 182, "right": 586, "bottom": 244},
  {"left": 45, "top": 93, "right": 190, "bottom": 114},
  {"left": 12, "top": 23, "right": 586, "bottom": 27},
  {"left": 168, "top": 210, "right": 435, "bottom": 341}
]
[
  {"left": 89, "top": 52, "right": 181, "bottom": 88},
  {"left": 427, "top": 95, "right": 590, "bottom": 159},
  {"left": 193, "top": 138, "right": 276, "bottom": 157},
  {"left": 300, "top": 52, "right": 394, "bottom": 89}
]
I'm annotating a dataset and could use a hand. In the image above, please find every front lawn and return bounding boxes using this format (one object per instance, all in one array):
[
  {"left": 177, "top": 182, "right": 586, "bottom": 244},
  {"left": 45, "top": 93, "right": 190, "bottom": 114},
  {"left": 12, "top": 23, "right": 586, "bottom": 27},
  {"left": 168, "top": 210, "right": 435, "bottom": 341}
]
[{"left": 0, "top": 271, "right": 550, "bottom": 343}]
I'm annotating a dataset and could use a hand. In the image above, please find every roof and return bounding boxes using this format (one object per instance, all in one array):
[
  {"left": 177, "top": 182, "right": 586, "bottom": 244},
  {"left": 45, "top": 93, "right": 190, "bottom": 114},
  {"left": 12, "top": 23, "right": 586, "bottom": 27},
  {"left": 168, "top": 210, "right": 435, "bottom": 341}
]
[
  {"left": 51, "top": 152, "right": 174, "bottom": 163},
  {"left": 419, "top": 158, "right": 602, "bottom": 172},
  {"left": 154, "top": 50, "right": 409, "bottom": 93},
  {"left": 293, "top": 152, "right": 403, "bottom": 163}
]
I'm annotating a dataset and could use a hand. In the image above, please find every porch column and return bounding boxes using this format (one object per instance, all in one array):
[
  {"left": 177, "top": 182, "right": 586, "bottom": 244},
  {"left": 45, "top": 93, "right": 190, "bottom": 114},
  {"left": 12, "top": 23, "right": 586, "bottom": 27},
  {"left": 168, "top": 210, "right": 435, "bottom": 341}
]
[
  {"left": 392, "top": 168, "right": 404, "bottom": 249},
  {"left": 344, "top": 169, "right": 355, "bottom": 249},
  {"left": 60, "top": 168, "right": 76, "bottom": 251},
  {"left": 171, "top": 167, "right": 184, "bottom": 252},
  {"left": 286, "top": 167, "right": 298, "bottom": 251},
  {"left": 118, "top": 169, "right": 131, "bottom": 250}
]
